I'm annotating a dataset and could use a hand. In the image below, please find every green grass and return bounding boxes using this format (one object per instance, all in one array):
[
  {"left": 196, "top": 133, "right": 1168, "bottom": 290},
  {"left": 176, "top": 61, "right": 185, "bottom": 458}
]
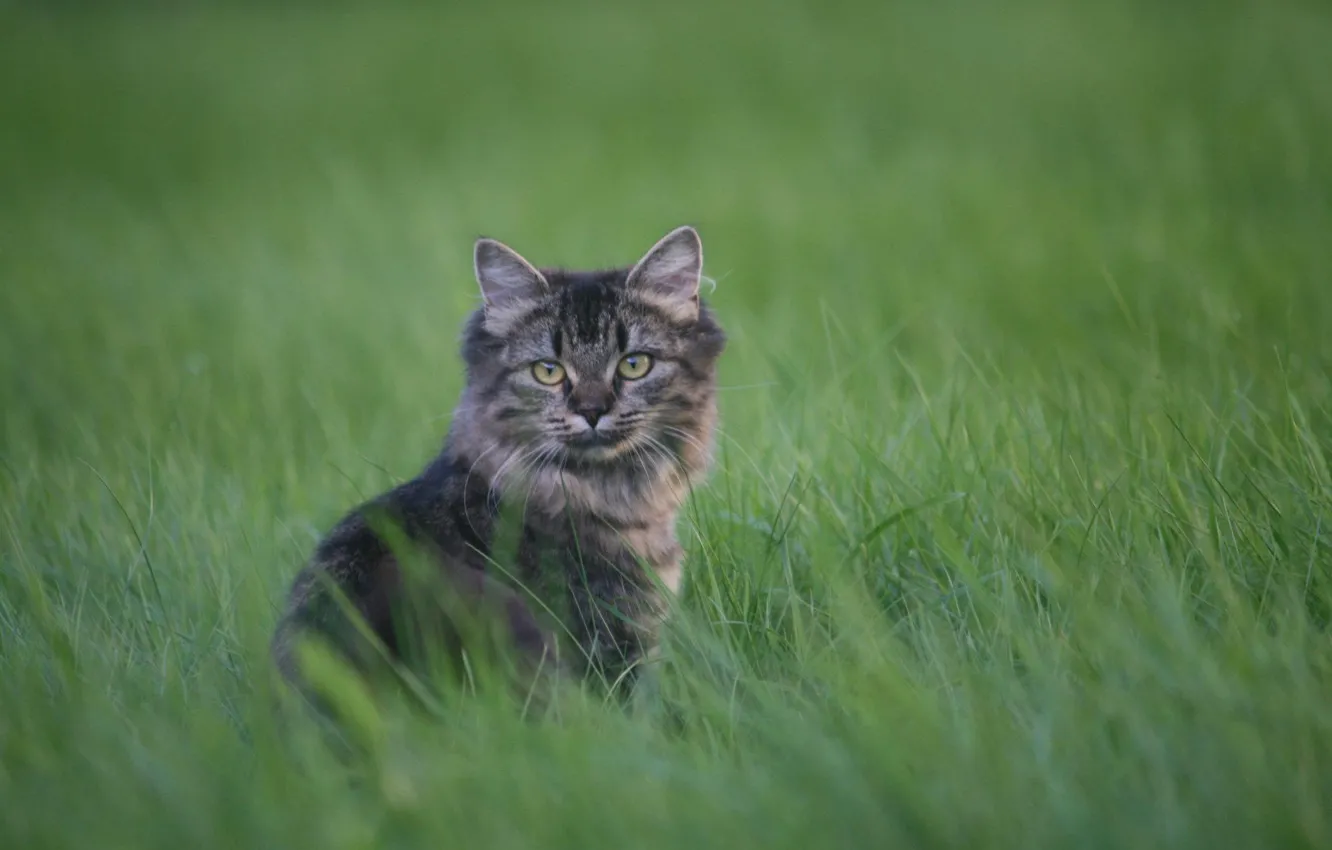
[{"left": 4, "top": 0, "right": 1332, "bottom": 846}]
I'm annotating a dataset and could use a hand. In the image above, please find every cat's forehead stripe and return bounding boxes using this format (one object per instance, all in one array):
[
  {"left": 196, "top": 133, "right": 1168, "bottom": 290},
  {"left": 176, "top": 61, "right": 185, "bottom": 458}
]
[{"left": 558, "top": 281, "right": 620, "bottom": 345}]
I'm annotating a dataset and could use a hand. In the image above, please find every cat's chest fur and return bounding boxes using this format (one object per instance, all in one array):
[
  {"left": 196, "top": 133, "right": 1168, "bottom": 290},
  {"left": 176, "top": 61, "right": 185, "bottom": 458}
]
[
  {"left": 480, "top": 459, "right": 688, "bottom": 680},
  {"left": 508, "top": 513, "right": 678, "bottom": 679}
]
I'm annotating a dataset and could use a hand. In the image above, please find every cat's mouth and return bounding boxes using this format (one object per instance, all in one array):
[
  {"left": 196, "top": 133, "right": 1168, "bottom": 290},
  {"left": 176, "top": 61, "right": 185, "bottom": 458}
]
[{"left": 565, "top": 428, "right": 631, "bottom": 457}]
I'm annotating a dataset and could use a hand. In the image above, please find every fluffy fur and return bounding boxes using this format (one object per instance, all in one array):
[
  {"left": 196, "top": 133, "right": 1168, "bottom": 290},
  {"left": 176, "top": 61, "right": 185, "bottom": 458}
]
[{"left": 271, "top": 226, "right": 726, "bottom": 702}]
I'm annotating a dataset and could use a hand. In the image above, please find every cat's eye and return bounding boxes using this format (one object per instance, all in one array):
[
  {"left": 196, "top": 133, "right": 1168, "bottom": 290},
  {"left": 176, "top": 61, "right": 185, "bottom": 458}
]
[
  {"left": 617, "top": 353, "right": 653, "bottom": 380},
  {"left": 531, "top": 360, "right": 567, "bottom": 386}
]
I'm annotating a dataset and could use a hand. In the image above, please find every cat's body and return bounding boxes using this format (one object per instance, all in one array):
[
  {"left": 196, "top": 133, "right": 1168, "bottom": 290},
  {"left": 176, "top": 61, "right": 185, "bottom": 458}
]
[{"left": 271, "top": 227, "right": 725, "bottom": 701}]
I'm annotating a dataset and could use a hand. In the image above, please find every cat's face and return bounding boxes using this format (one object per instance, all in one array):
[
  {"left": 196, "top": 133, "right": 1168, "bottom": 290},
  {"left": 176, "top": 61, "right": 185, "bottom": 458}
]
[{"left": 459, "top": 227, "right": 725, "bottom": 481}]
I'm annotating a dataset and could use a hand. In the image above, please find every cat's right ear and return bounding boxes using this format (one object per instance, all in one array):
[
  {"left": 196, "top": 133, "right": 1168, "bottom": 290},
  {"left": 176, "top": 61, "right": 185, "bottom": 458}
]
[{"left": 474, "top": 237, "right": 548, "bottom": 313}]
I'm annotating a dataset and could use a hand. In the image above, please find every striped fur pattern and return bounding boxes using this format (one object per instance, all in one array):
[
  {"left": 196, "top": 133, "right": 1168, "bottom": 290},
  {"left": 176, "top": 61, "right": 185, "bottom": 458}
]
[{"left": 271, "top": 226, "right": 726, "bottom": 702}]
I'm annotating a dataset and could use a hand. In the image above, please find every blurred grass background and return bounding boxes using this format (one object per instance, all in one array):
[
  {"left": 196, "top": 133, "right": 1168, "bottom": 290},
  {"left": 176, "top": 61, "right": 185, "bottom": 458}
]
[{"left": 3, "top": 0, "right": 1332, "bottom": 847}]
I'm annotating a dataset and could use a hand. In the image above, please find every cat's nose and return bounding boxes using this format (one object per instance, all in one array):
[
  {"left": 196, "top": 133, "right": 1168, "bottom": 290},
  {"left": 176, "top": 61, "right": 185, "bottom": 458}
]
[
  {"left": 570, "top": 386, "right": 614, "bottom": 428},
  {"left": 573, "top": 400, "right": 611, "bottom": 428}
]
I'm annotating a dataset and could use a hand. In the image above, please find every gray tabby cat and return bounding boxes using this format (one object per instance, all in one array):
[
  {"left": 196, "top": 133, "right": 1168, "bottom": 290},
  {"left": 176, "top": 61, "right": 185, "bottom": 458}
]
[{"left": 271, "top": 225, "right": 726, "bottom": 704}]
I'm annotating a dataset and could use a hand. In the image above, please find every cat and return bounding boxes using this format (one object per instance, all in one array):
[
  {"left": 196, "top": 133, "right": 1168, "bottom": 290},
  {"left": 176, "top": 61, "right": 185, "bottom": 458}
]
[{"left": 270, "top": 225, "right": 726, "bottom": 708}]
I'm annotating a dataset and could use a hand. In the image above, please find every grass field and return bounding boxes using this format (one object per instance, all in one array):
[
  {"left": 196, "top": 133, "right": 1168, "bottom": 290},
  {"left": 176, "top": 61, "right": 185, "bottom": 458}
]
[{"left": 3, "top": 0, "right": 1332, "bottom": 846}]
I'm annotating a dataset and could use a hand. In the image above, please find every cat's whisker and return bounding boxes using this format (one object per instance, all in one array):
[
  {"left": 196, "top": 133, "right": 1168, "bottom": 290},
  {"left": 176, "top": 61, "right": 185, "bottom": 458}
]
[
  {"left": 628, "top": 441, "right": 657, "bottom": 480},
  {"left": 518, "top": 444, "right": 563, "bottom": 518},
  {"left": 427, "top": 402, "right": 487, "bottom": 424},
  {"left": 461, "top": 443, "right": 502, "bottom": 535},
  {"left": 489, "top": 447, "right": 532, "bottom": 493},
  {"left": 683, "top": 423, "right": 782, "bottom": 503},
  {"left": 638, "top": 433, "right": 689, "bottom": 489},
  {"left": 492, "top": 443, "right": 549, "bottom": 491},
  {"left": 659, "top": 425, "right": 711, "bottom": 459}
]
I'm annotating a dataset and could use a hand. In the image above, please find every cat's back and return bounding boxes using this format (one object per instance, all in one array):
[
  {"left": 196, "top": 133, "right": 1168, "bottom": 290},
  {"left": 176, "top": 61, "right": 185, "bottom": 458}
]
[{"left": 321, "top": 451, "right": 498, "bottom": 567}]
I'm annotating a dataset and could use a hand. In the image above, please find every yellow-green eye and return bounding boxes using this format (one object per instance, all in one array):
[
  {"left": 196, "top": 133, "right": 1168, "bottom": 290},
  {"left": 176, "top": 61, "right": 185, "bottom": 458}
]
[
  {"left": 531, "top": 360, "right": 566, "bottom": 386},
  {"left": 617, "top": 353, "right": 653, "bottom": 380}
]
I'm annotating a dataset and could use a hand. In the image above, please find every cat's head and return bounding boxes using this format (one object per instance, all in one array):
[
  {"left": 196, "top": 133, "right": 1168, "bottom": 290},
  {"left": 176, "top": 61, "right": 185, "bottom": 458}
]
[{"left": 456, "top": 226, "right": 726, "bottom": 484}]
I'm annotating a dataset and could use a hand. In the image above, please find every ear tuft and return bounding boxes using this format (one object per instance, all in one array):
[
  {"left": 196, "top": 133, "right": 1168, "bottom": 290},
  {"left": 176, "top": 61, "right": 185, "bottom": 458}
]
[
  {"left": 625, "top": 226, "right": 703, "bottom": 317},
  {"left": 474, "top": 237, "right": 548, "bottom": 310}
]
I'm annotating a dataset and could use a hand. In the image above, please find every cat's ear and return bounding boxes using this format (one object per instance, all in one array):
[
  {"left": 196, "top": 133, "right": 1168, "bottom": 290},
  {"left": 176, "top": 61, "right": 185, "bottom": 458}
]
[
  {"left": 474, "top": 237, "right": 548, "bottom": 312},
  {"left": 625, "top": 225, "right": 703, "bottom": 322}
]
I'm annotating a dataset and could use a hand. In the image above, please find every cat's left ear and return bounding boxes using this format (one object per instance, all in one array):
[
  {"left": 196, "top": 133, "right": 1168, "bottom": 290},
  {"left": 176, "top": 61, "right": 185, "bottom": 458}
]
[
  {"left": 474, "top": 237, "right": 548, "bottom": 313},
  {"left": 625, "top": 225, "right": 703, "bottom": 322}
]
